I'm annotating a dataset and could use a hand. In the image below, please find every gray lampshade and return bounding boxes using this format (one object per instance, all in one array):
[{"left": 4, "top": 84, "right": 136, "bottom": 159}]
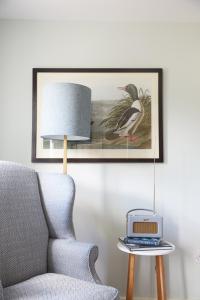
[{"left": 40, "top": 83, "right": 91, "bottom": 141}]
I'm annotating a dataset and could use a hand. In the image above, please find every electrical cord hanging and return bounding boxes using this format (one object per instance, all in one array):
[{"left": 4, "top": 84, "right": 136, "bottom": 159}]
[
  {"left": 153, "top": 112, "right": 156, "bottom": 214},
  {"left": 153, "top": 153, "right": 156, "bottom": 214}
]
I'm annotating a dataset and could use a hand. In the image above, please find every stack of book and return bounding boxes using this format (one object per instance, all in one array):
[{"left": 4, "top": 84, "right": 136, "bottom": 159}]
[{"left": 119, "top": 236, "right": 173, "bottom": 251}]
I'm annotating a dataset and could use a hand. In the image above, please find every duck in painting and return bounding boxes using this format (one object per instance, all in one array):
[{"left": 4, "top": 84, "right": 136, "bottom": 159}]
[{"left": 113, "top": 84, "right": 144, "bottom": 137}]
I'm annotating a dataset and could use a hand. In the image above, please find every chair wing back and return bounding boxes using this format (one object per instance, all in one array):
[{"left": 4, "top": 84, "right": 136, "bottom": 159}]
[
  {"left": 38, "top": 173, "right": 75, "bottom": 239},
  {"left": 0, "top": 162, "right": 49, "bottom": 287}
]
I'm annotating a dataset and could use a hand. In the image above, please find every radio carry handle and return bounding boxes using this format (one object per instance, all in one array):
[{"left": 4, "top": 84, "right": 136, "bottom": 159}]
[{"left": 126, "top": 208, "right": 156, "bottom": 219}]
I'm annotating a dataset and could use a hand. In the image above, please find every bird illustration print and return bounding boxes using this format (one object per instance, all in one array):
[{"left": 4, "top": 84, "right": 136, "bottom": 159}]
[
  {"left": 100, "top": 84, "right": 146, "bottom": 142},
  {"left": 114, "top": 84, "right": 144, "bottom": 137}
]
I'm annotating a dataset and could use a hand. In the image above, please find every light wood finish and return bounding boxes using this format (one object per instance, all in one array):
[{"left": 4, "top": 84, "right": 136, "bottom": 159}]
[
  {"left": 63, "top": 135, "right": 67, "bottom": 174},
  {"left": 133, "top": 222, "right": 158, "bottom": 234},
  {"left": 126, "top": 254, "right": 136, "bottom": 300},
  {"left": 156, "top": 256, "right": 166, "bottom": 300}
]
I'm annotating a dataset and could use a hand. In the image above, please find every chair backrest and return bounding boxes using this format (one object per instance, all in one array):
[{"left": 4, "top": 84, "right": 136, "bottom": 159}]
[
  {"left": 38, "top": 172, "right": 75, "bottom": 239},
  {"left": 0, "top": 162, "right": 49, "bottom": 287}
]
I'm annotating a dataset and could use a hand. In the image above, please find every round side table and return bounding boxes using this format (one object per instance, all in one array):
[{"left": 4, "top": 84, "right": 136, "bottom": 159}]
[{"left": 117, "top": 241, "right": 175, "bottom": 300}]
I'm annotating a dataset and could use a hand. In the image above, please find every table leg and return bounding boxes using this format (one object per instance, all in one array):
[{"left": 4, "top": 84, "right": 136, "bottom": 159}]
[
  {"left": 126, "top": 254, "right": 136, "bottom": 300},
  {"left": 156, "top": 256, "right": 166, "bottom": 300}
]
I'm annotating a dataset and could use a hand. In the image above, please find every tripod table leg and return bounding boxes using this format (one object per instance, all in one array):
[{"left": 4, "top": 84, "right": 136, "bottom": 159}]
[
  {"left": 126, "top": 254, "right": 136, "bottom": 300},
  {"left": 156, "top": 255, "right": 166, "bottom": 300}
]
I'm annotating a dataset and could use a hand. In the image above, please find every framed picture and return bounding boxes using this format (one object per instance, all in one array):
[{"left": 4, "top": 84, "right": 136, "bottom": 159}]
[{"left": 32, "top": 68, "right": 163, "bottom": 163}]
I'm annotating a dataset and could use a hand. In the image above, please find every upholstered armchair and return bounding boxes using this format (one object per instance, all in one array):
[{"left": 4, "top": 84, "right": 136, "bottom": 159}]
[{"left": 0, "top": 162, "right": 119, "bottom": 300}]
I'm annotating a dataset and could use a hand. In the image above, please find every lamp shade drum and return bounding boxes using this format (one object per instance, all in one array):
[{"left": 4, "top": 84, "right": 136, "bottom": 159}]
[{"left": 40, "top": 82, "right": 91, "bottom": 141}]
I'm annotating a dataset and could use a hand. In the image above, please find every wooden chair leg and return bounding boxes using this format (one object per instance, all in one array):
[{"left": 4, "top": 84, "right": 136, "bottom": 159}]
[
  {"left": 156, "top": 256, "right": 166, "bottom": 300},
  {"left": 126, "top": 254, "right": 136, "bottom": 300}
]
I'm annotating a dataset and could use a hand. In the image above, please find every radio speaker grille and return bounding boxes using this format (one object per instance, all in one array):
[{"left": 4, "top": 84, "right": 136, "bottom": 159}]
[{"left": 133, "top": 222, "right": 158, "bottom": 234}]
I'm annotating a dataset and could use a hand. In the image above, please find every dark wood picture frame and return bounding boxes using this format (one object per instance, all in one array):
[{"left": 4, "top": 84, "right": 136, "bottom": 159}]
[{"left": 32, "top": 68, "right": 163, "bottom": 163}]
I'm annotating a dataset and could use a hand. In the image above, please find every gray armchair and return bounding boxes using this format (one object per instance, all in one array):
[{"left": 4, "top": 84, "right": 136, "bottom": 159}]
[{"left": 0, "top": 162, "right": 119, "bottom": 300}]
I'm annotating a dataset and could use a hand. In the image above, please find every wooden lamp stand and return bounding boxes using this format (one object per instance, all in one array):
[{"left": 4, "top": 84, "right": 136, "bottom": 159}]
[{"left": 63, "top": 135, "right": 67, "bottom": 174}]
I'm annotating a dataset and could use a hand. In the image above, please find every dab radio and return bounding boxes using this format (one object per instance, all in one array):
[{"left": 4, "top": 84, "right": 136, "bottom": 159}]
[{"left": 126, "top": 209, "right": 163, "bottom": 238}]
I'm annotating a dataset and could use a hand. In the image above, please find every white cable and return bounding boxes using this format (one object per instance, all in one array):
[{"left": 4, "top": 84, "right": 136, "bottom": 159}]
[
  {"left": 153, "top": 151, "right": 156, "bottom": 214},
  {"left": 153, "top": 109, "right": 156, "bottom": 214}
]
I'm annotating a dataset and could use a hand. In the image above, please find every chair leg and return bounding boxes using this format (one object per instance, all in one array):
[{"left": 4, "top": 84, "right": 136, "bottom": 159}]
[
  {"left": 156, "top": 256, "right": 166, "bottom": 300},
  {"left": 126, "top": 254, "right": 136, "bottom": 300}
]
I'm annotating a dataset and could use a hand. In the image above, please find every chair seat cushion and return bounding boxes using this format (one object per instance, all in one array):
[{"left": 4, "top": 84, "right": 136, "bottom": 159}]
[{"left": 3, "top": 273, "right": 119, "bottom": 300}]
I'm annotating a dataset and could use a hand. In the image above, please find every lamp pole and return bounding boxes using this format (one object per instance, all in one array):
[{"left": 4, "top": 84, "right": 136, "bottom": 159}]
[{"left": 63, "top": 135, "right": 67, "bottom": 174}]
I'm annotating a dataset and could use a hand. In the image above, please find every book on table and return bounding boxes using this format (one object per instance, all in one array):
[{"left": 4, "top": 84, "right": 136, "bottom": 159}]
[
  {"left": 119, "top": 237, "right": 173, "bottom": 251},
  {"left": 124, "top": 237, "right": 161, "bottom": 246}
]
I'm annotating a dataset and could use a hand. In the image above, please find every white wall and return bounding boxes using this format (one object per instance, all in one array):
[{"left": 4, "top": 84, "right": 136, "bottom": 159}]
[{"left": 0, "top": 20, "right": 200, "bottom": 300}]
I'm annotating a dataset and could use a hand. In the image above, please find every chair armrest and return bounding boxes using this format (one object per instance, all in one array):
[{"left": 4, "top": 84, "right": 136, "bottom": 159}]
[
  {"left": 48, "top": 239, "right": 101, "bottom": 283},
  {"left": 0, "top": 281, "right": 4, "bottom": 300}
]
